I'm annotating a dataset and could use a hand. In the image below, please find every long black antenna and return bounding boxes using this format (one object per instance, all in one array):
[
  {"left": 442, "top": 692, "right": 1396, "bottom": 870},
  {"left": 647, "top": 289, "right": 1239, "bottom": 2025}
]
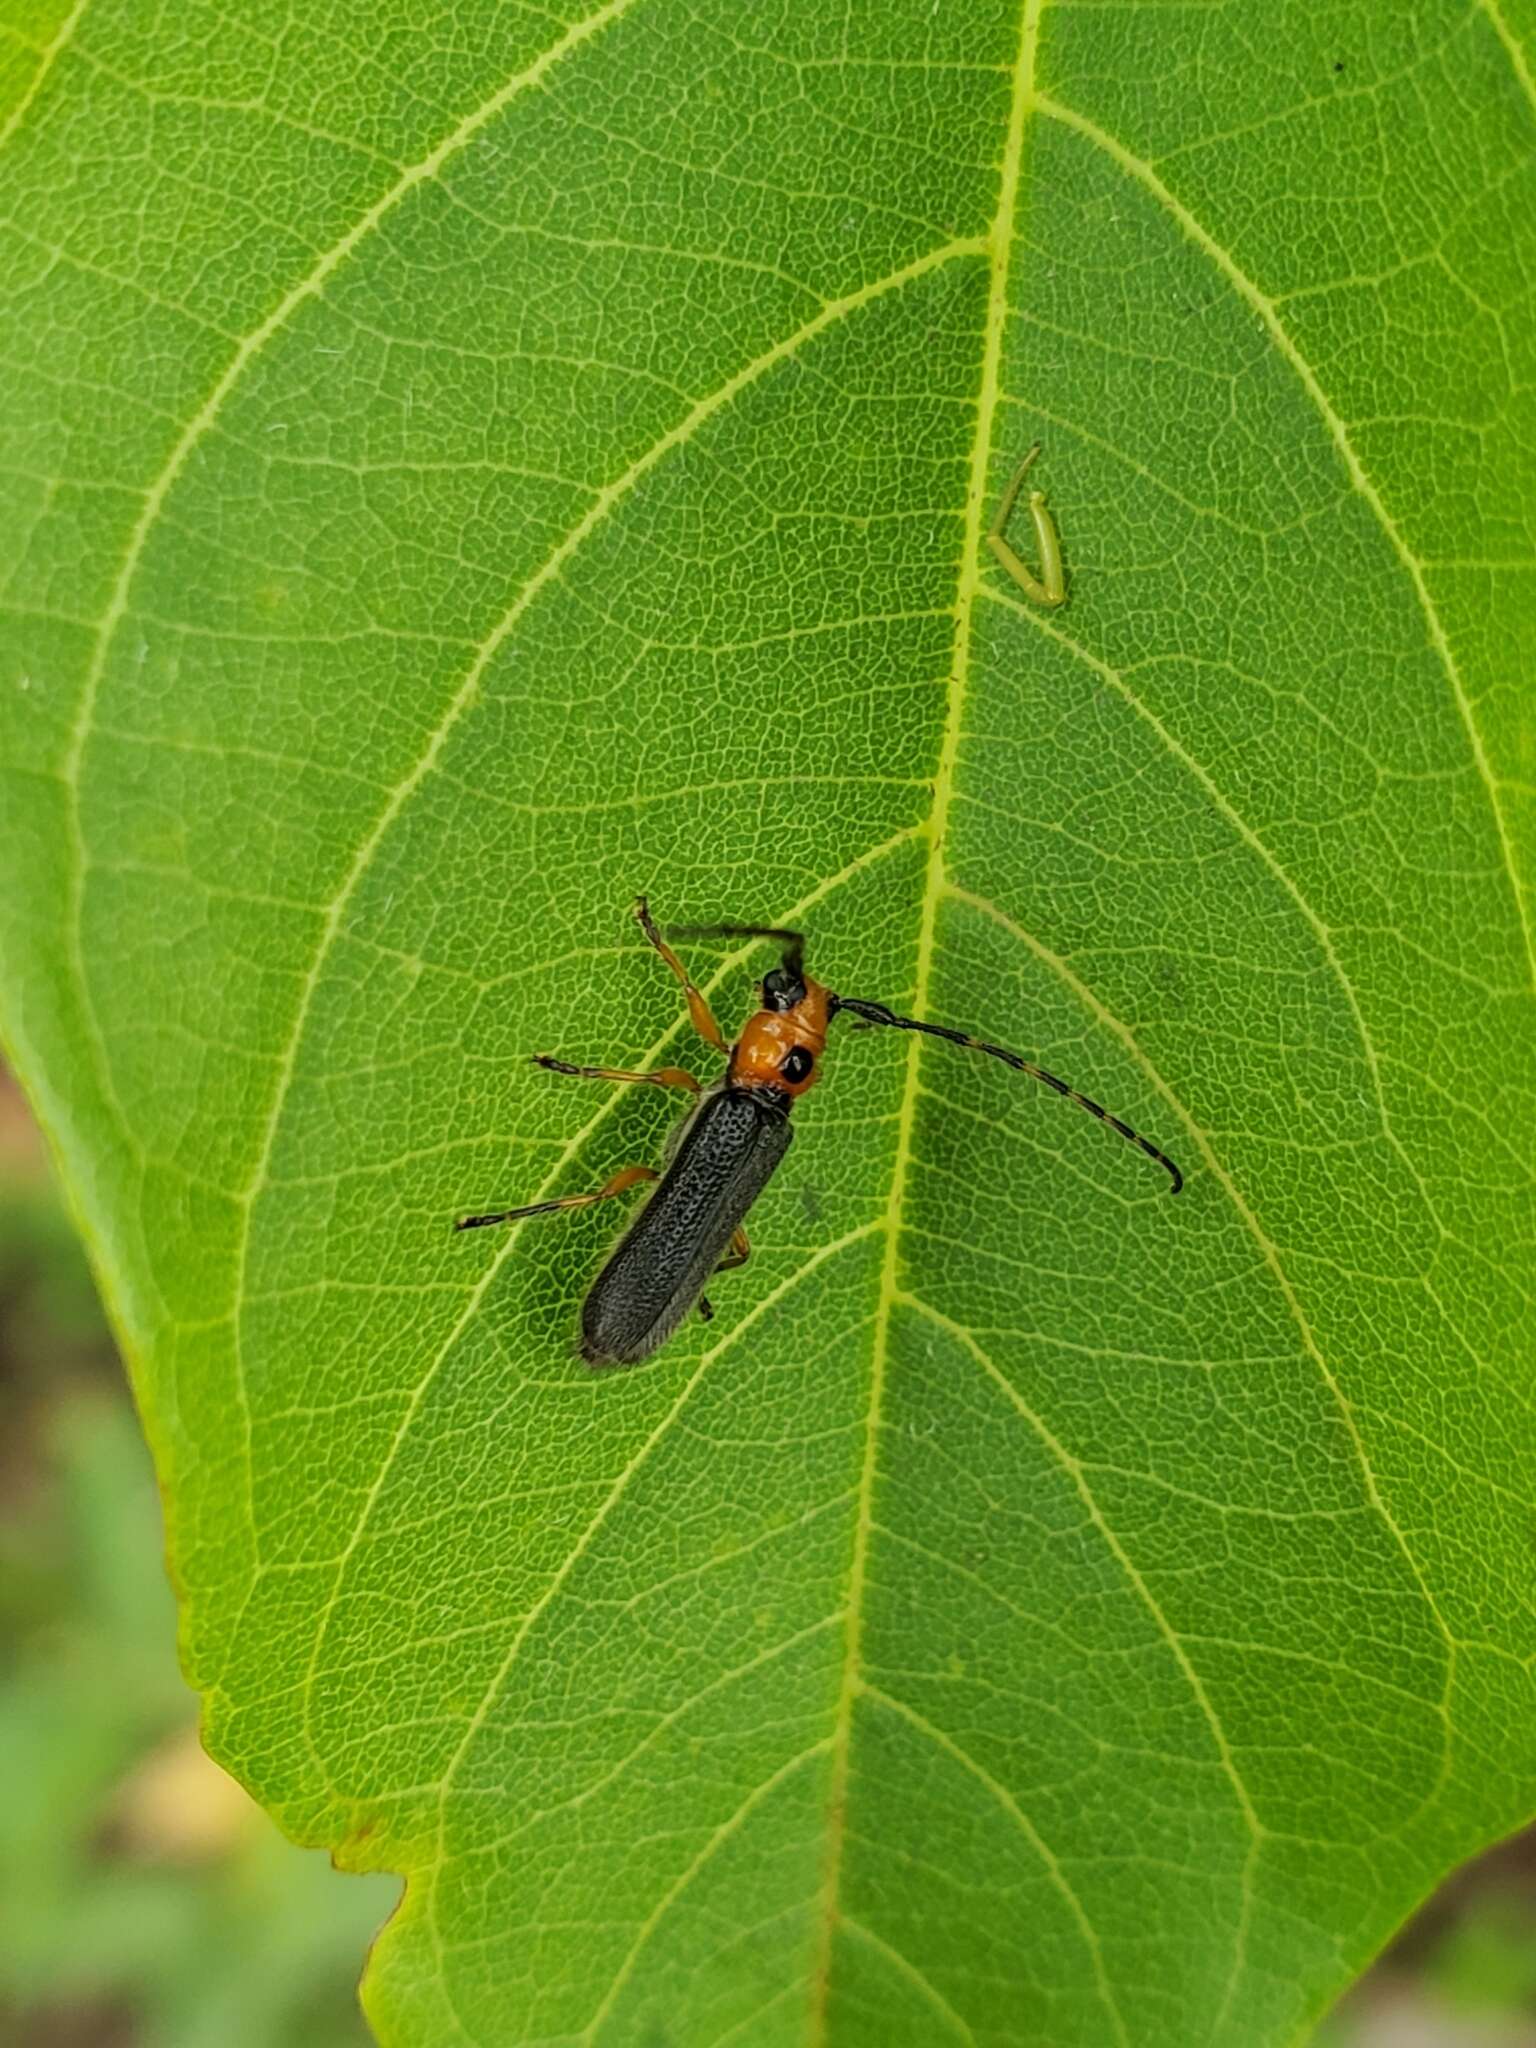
[
  {"left": 666, "top": 922, "right": 805, "bottom": 981},
  {"left": 830, "top": 995, "right": 1183, "bottom": 1194}
]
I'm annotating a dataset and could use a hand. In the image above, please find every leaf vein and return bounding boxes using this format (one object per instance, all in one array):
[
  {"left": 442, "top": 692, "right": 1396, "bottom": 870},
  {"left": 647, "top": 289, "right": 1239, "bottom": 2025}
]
[
  {"left": 0, "top": 0, "right": 90, "bottom": 158},
  {"left": 945, "top": 883, "right": 1459, "bottom": 1812},
  {"left": 809, "top": 2, "right": 1042, "bottom": 2029},
  {"left": 838, "top": 1914, "right": 977, "bottom": 2045},
  {"left": 1035, "top": 89, "right": 1536, "bottom": 987},
  {"left": 861, "top": 1684, "right": 1130, "bottom": 2047}
]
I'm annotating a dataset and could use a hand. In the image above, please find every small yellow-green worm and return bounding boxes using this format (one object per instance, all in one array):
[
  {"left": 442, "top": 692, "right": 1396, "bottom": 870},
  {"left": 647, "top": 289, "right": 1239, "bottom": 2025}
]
[{"left": 986, "top": 442, "right": 1066, "bottom": 607}]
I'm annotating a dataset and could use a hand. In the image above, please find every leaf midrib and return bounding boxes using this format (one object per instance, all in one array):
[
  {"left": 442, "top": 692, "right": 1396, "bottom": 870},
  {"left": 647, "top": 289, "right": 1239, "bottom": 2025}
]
[{"left": 806, "top": 0, "right": 1048, "bottom": 2032}]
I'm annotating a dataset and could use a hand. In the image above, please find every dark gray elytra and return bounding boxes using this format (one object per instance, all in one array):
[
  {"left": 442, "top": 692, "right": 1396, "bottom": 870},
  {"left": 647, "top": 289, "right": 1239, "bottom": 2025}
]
[{"left": 580, "top": 1086, "right": 792, "bottom": 1366}]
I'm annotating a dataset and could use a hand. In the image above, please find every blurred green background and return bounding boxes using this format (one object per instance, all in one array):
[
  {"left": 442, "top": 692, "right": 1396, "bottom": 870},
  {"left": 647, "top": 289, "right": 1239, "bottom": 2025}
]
[
  {"left": 0, "top": 1071, "right": 398, "bottom": 2048},
  {"left": 0, "top": 1063, "right": 1532, "bottom": 2048}
]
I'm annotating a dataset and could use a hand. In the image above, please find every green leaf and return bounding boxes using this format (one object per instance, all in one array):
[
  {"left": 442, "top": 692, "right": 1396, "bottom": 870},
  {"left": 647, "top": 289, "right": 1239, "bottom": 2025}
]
[{"left": 3, "top": 1, "right": 1534, "bottom": 2041}]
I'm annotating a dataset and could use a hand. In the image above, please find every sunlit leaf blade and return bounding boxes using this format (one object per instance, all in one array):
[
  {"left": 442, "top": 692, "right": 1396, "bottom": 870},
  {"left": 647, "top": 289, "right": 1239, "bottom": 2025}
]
[{"left": 2, "top": 1, "right": 1534, "bottom": 2041}]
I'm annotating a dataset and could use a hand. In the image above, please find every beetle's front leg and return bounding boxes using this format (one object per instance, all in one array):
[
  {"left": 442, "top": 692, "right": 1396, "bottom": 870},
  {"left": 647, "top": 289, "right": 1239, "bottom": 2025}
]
[{"left": 634, "top": 896, "right": 731, "bottom": 1055}]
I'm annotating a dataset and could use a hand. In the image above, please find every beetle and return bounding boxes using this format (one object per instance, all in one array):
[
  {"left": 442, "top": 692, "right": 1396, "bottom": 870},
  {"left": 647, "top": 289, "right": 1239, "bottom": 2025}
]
[{"left": 455, "top": 899, "right": 1182, "bottom": 1368}]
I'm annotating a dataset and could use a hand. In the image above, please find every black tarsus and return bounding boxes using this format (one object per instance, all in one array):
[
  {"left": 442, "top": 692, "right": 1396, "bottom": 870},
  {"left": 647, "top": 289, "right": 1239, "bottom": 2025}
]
[
  {"left": 455, "top": 1197, "right": 568, "bottom": 1230},
  {"left": 829, "top": 994, "right": 1184, "bottom": 1195}
]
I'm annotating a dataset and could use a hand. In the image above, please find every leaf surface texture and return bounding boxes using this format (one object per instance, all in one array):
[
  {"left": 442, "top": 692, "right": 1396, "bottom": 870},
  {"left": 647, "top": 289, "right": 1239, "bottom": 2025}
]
[{"left": 2, "top": 2, "right": 1535, "bottom": 2041}]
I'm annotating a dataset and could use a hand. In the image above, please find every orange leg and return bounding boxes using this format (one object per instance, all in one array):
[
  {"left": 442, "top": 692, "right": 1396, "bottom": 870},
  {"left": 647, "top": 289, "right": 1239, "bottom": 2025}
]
[
  {"left": 635, "top": 896, "right": 729, "bottom": 1054},
  {"left": 716, "top": 1222, "right": 751, "bottom": 1274},
  {"left": 534, "top": 1055, "right": 700, "bottom": 1094},
  {"left": 697, "top": 1224, "right": 750, "bottom": 1322},
  {"left": 455, "top": 1163, "right": 657, "bottom": 1233}
]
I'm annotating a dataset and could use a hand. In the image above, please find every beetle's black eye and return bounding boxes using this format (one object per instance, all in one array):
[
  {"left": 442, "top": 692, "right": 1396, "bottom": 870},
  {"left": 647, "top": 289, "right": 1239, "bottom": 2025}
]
[
  {"left": 762, "top": 965, "right": 808, "bottom": 1012},
  {"left": 780, "top": 1046, "right": 814, "bottom": 1085}
]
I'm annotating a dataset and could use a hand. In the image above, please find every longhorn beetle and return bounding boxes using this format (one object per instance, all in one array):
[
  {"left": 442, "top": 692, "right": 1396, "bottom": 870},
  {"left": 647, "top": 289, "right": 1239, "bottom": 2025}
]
[{"left": 455, "top": 900, "right": 1182, "bottom": 1368}]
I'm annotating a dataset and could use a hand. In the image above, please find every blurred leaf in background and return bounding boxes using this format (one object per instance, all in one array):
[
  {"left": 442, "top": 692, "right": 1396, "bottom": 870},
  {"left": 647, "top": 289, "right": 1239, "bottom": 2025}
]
[
  {"left": 1321, "top": 1882, "right": 1536, "bottom": 2048},
  {"left": 0, "top": 1074, "right": 398, "bottom": 2048}
]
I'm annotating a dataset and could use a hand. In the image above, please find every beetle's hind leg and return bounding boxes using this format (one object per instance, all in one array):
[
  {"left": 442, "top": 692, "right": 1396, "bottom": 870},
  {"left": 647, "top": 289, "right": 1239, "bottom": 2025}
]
[
  {"left": 696, "top": 1225, "right": 751, "bottom": 1323},
  {"left": 635, "top": 896, "right": 729, "bottom": 1054},
  {"left": 715, "top": 1223, "right": 750, "bottom": 1274},
  {"left": 455, "top": 1163, "right": 657, "bottom": 1232}
]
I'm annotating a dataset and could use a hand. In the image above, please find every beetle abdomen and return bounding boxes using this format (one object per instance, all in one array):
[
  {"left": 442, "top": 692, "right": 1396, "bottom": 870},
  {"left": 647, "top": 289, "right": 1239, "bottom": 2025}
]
[{"left": 580, "top": 1087, "right": 792, "bottom": 1367}]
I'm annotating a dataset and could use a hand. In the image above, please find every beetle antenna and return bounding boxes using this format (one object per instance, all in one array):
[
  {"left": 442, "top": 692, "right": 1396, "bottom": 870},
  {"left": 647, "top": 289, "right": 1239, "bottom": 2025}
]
[
  {"left": 829, "top": 995, "right": 1183, "bottom": 1194},
  {"left": 666, "top": 922, "right": 804, "bottom": 981}
]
